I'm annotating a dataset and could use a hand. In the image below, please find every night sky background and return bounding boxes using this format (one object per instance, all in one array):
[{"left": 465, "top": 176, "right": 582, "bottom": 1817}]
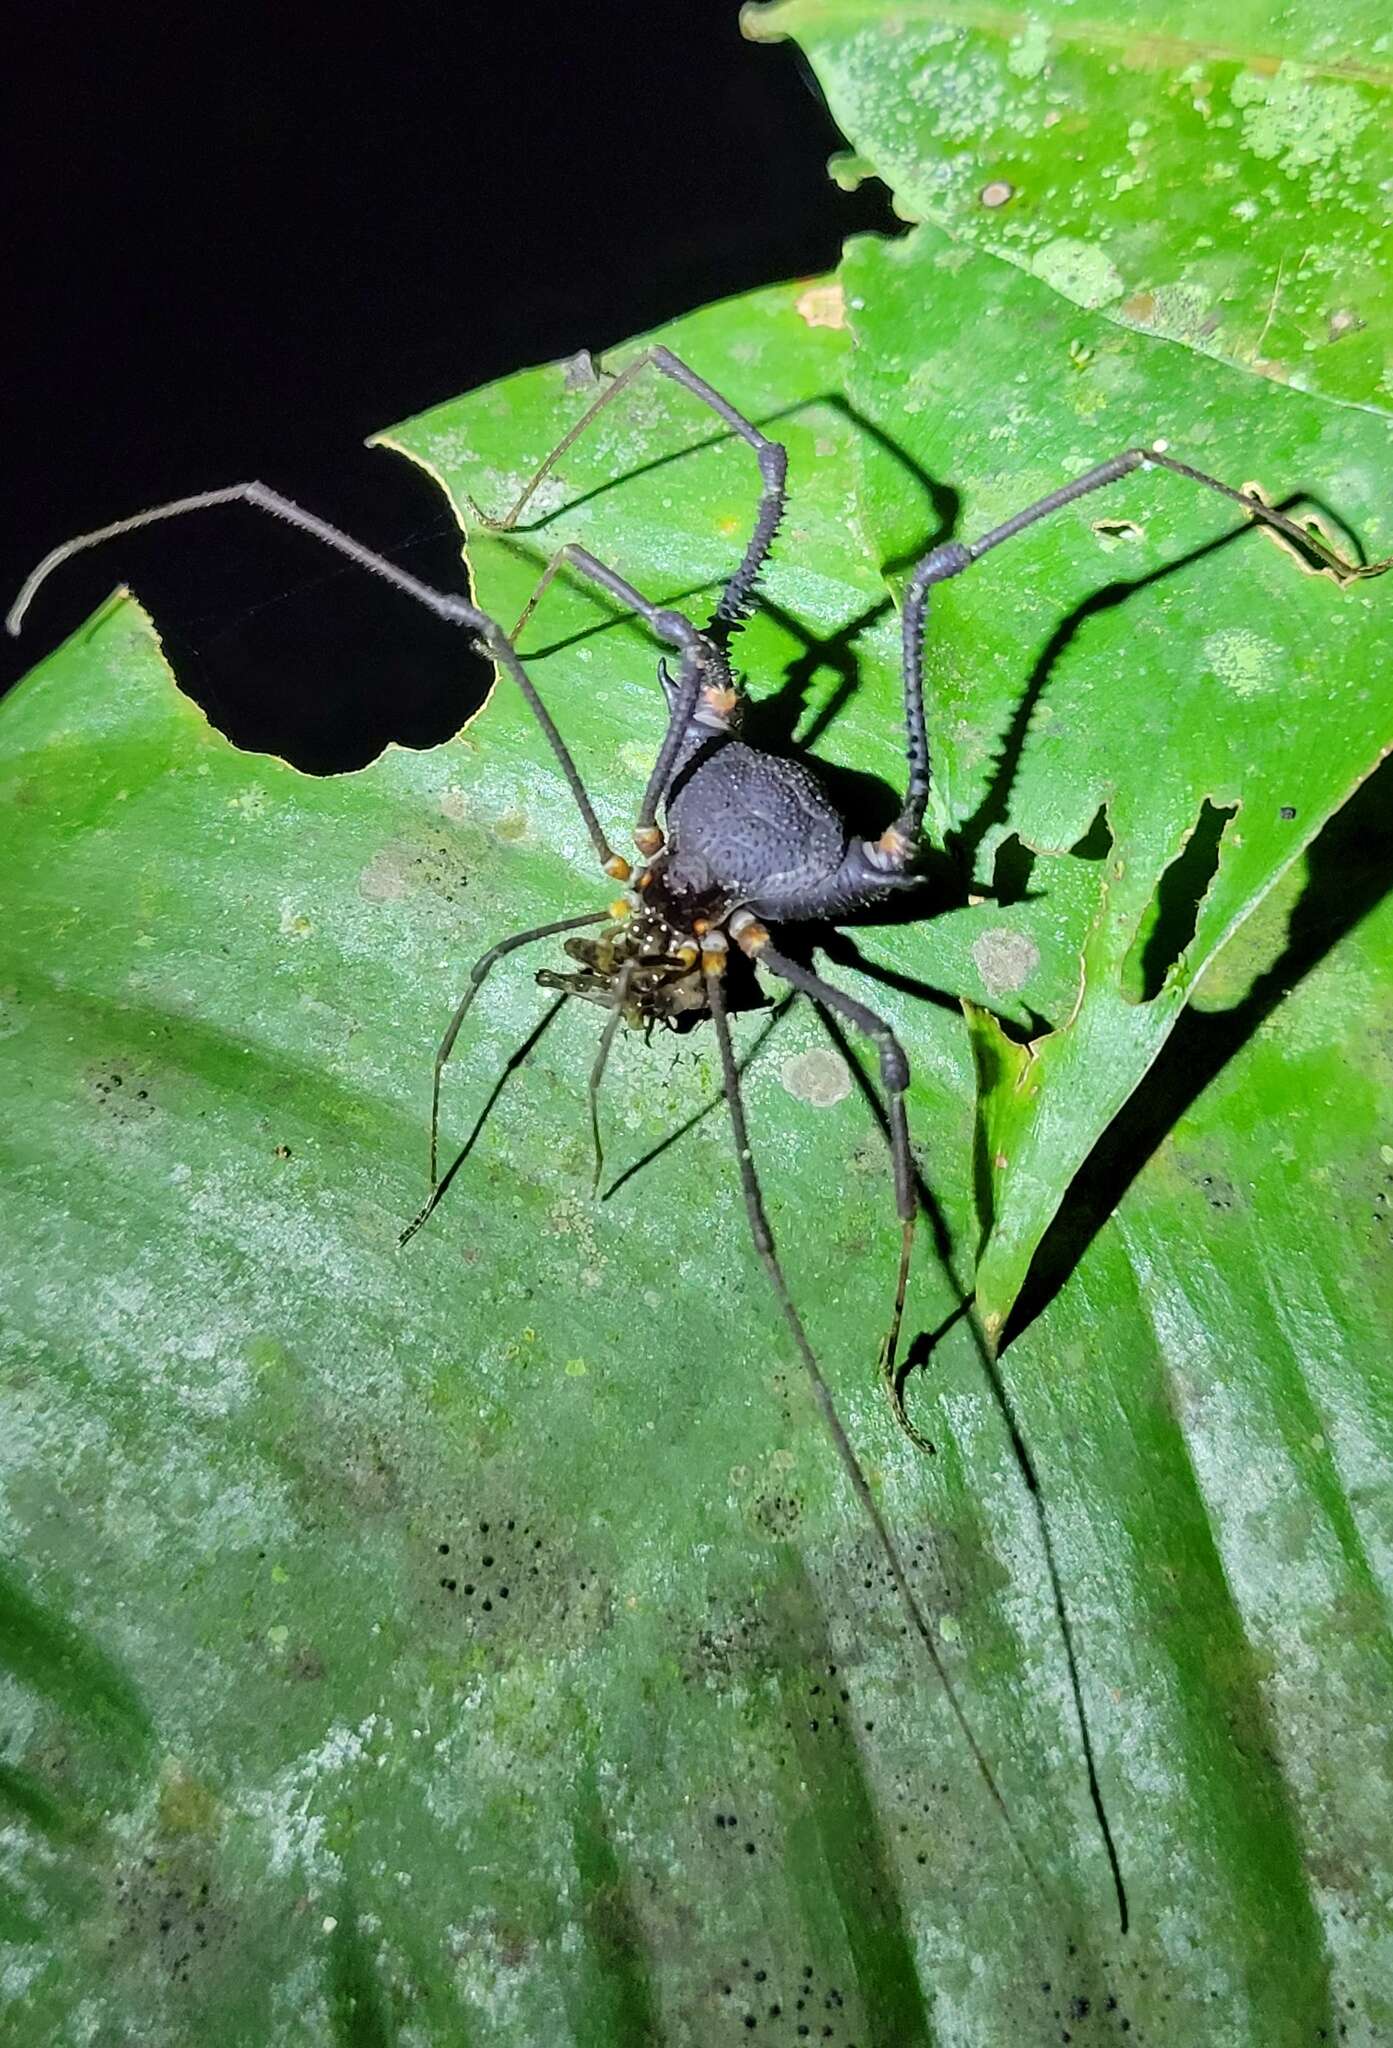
[{"left": 5, "top": 4, "right": 892, "bottom": 768}]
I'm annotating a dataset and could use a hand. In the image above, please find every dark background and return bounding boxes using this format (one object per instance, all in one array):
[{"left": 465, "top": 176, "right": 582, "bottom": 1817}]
[{"left": 5, "top": 4, "right": 891, "bottom": 769}]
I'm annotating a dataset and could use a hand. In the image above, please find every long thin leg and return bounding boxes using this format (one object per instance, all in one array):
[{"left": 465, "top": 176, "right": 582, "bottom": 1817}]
[
  {"left": 505, "top": 545, "right": 591, "bottom": 650},
  {"left": 399, "top": 994, "right": 570, "bottom": 1249},
  {"left": 481, "top": 345, "right": 788, "bottom": 628},
  {"left": 587, "top": 961, "right": 634, "bottom": 1196},
  {"left": 505, "top": 541, "right": 714, "bottom": 835},
  {"left": 730, "top": 915, "right": 927, "bottom": 1450},
  {"left": 601, "top": 992, "right": 794, "bottom": 1202},
  {"left": 398, "top": 909, "right": 608, "bottom": 1246},
  {"left": 6, "top": 484, "right": 631, "bottom": 879},
  {"left": 497, "top": 536, "right": 727, "bottom": 855},
  {"left": 705, "top": 970, "right": 1045, "bottom": 1897},
  {"left": 502, "top": 539, "right": 708, "bottom": 660},
  {"left": 891, "top": 446, "right": 1391, "bottom": 844}
]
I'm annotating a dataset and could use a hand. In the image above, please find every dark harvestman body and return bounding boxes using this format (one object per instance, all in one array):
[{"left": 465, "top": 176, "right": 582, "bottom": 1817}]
[{"left": 8, "top": 341, "right": 1370, "bottom": 1915}]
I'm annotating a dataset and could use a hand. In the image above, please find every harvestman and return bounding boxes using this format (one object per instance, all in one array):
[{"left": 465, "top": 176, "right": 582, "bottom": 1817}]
[{"left": 8, "top": 343, "right": 1370, "bottom": 1904}]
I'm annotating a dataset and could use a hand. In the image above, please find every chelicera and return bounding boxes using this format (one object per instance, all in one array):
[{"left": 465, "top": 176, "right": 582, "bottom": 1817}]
[{"left": 8, "top": 341, "right": 1367, "bottom": 1896}]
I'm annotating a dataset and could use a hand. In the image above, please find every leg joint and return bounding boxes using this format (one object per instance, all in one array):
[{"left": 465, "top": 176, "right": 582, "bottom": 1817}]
[
  {"left": 912, "top": 542, "right": 972, "bottom": 591},
  {"left": 878, "top": 1036, "right": 910, "bottom": 1095},
  {"left": 653, "top": 607, "right": 703, "bottom": 650}
]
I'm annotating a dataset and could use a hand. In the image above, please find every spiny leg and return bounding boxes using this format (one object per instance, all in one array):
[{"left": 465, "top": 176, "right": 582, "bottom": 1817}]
[
  {"left": 6, "top": 484, "right": 632, "bottom": 882},
  {"left": 890, "top": 446, "right": 1392, "bottom": 847},
  {"left": 729, "top": 914, "right": 927, "bottom": 1449},
  {"left": 705, "top": 970, "right": 1045, "bottom": 1898},
  {"left": 477, "top": 344, "right": 788, "bottom": 629},
  {"left": 468, "top": 345, "right": 785, "bottom": 853},
  {"left": 399, "top": 910, "right": 608, "bottom": 1246}
]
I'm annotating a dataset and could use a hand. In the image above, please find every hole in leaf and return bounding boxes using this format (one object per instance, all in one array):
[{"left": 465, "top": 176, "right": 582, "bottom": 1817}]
[
  {"left": 1068, "top": 807, "right": 1112, "bottom": 861},
  {"left": 990, "top": 833, "right": 1036, "bottom": 905},
  {"left": 1121, "top": 799, "right": 1237, "bottom": 1004}
]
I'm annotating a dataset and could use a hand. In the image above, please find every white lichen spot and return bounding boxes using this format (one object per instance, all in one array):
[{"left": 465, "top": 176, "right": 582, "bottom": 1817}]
[
  {"left": 546, "top": 1194, "right": 604, "bottom": 1278},
  {"left": 971, "top": 927, "right": 1041, "bottom": 997},
  {"left": 1231, "top": 65, "right": 1370, "bottom": 176},
  {"left": 278, "top": 902, "right": 312, "bottom": 939},
  {"left": 560, "top": 349, "right": 601, "bottom": 392},
  {"left": 1204, "top": 628, "right": 1280, "bottom": 699},
  {"left": 1030, "top": 237, "right": 1124, "bottom": 310},
  {"left": 1006, "top": 19, "right": 1050, "bottom": 78},
  {"left": 779, "top": 1047, "right": 852, "bottom": 1109}
]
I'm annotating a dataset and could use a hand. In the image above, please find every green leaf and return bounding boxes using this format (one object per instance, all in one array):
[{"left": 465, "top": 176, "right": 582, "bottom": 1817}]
[
  {"left": 840, "top": 222, "right": 1390, "bottom": 1337},
  {"left": 744, "top": 0, "right": 1393, "bottom": 409},
  {"left": 2, "top": 261, "right": 1390, "bottom": 2040}
]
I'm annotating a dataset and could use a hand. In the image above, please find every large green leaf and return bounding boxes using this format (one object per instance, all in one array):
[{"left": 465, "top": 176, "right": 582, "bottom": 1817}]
[
  {"left": 2, "top": 261, "right": 1390, "bottom": 2043},
  {"left": 745, "top": 0, "right": 1393, "bottom": 410}
]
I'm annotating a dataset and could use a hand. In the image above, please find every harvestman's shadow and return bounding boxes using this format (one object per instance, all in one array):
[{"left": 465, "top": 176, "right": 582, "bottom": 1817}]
[
  {"left": 793, "top": 485, "right": 1379, "bottom": 1332},
  {"left": 948, "top": 489, "right": 1359, "bottom": 878}
]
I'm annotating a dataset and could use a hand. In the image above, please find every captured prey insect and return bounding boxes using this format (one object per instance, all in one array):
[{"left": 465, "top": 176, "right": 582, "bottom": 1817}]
[{"left": 7, "top": 343, "right": 1371, "bottom": 1899}]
